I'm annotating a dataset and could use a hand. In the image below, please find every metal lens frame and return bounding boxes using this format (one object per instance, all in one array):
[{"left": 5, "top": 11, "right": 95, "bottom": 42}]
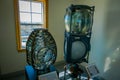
[{"left": 64, "top": 5, "right": 95, "bottom": 63}]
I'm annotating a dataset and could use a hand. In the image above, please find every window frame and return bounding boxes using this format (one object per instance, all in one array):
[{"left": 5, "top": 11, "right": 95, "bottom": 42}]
[{"left": 14, "top": 0, "right": 48, "bottom": 52}]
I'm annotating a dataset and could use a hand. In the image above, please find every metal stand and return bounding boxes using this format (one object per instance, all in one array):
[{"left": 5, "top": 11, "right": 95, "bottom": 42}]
[{"left": 64, "top": 64, "right": 84, "bottom": 80}]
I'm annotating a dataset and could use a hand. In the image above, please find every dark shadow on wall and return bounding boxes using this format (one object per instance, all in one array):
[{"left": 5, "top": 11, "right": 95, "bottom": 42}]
[
  {"left": 0, "top": 68, "right": 1, "bottom": 80},
  {"left": 103, "top": 0, "right": 120, "bottom": 79}
]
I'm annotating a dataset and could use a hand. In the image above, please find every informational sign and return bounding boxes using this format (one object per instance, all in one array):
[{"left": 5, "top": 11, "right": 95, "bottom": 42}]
[
  {"left": 38, "top": 71, "right": 59, "bottom": 80},
  {"left": 86, "top": 64, "right": 99, "bottom": 78}
]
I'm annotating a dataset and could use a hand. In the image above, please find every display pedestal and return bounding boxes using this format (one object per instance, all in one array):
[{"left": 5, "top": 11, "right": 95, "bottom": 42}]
[{"left": 25, "top": 65, "right": 57, "bottom": 80}]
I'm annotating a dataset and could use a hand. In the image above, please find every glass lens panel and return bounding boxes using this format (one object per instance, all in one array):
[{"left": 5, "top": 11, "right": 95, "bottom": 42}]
[
  {"left": 71, "top": 10, "right": 92, "bottom": 34},
  {"left": 19, "top": 0, "right": 30, "bottom": 12},
  {"left": 20, "top": 13, "right": 31, "bottom": 23},
  {"left": 65, "top": 14, "right": 71, "bottom": 32},
  {"left": 71, "top": 41, "right": 86, "bottom": 60},
  {"left": 32, "top": 2, "right": 43, "bottom": 13},
  {"left": 71, "top": 10, "right": 83, "bottom": 34}
]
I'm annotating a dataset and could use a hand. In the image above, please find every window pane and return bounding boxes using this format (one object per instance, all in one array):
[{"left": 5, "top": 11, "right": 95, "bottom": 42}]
[
  {"left": 32, "top": 2, "right": 43, "bottom": 13},
  {"left": 21, "top": 35, "right": 28, "bottom": 49},
  {"left": 20, "top": 25, "right": 32, "bottom": 36},
  {"left": 20, "top": 13, "right": 31, "bottom": 23},
  {"left": 14, "top": 0, "right": 47, "bottom": 51},
  {"left": 20, "top": 25, "right": 33, "bottom": 49},
  {"left": 31, "top": 25, "right": 43, "bottom": 30},
  {"left": 19, "top": 0, "right": 30, "bottom": 12},
  {"left": 32, "top": 14, "right": 43, "bottom": 24},
  {"left": 20, "top": 24, "right": 43, "bottom": 49}
]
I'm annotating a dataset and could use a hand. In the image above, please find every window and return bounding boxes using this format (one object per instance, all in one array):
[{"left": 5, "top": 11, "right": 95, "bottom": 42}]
[{"left": 14, "top": 0, "right": 48, "bottom": 52}]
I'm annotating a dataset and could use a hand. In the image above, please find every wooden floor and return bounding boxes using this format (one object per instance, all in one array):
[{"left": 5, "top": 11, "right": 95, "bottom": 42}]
[
  {"left": 1, "top": 62, "right": 65, "bottom": 80},
  {"left": 0, "top": 62, "right": 104, "bottom": 80}
]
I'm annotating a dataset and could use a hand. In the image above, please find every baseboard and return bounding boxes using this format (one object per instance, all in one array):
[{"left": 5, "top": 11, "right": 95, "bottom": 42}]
[
  {"left": 1, "top": 60, "right": 65, "bottom": 79},
  {"left": 1, "top": 70, "right": 25, "bottom": 79},
  {"left": 0, "top": 74, "right": 1, "bottom": 80}
]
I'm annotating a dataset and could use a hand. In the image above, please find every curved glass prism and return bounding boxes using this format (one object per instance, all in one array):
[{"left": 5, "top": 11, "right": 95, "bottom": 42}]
[
  {"left": 26, "top": 29, "right": 57, "bottom": 70},
  {"left": 64, "top": 5, "right": 94, "bottom": 35}
]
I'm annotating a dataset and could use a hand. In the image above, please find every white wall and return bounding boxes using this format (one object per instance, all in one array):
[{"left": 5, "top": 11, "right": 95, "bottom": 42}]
[
  {"left": 49, "top": 0, "right": 120, "bottom": 80},
  {"left": 101, "top": 0, "right": 120, "bottom": 79},
  {"left": 0, "top": 0, "right": 27, "bottom": 75},
  {"left": 0, "top": 0, "right": 74, "bottom": 75},
  {"left": 48, "top": 0, "right": 78, "bottom": 62},
  {"left": 1, "top": 0, "right": 120, "bottom": 80},
  {"left": 73, "top": 0, "right": 120, "bottom": 80}
]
